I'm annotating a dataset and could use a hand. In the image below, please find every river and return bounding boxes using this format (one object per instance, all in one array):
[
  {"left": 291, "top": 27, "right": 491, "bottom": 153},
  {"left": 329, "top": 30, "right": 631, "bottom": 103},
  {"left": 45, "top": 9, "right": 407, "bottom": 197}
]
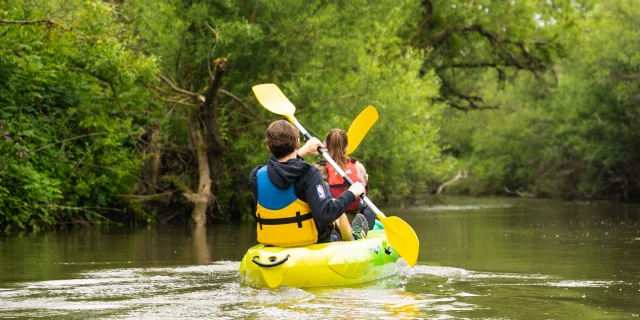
[{"left": 1, "top": 197, "right": 639, "bottom": 319}]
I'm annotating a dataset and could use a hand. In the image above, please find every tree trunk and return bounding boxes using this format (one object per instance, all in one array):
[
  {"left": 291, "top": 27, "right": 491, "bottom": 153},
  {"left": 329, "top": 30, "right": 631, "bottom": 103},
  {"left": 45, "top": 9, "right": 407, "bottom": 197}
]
[
  {"left": 201, "top": 58, "right": 227, "bottom": 156},
  {"left": 144, "top": 122, "right": 162, "bottom": 191},
  {"left": 201, "top": 59, "right": 228, "bottom": 207},
  {"left": 186, "top": 114, "right": 211, "bottom": 227},
  {"left": 156, "top": 58, "right": 228, "bottom": 226}
]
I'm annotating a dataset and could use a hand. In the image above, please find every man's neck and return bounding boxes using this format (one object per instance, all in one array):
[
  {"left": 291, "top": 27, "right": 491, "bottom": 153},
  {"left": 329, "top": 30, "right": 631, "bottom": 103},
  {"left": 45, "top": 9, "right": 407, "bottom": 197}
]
[{"left": 277, "top": 150, "right": 298, "bottom": 163}]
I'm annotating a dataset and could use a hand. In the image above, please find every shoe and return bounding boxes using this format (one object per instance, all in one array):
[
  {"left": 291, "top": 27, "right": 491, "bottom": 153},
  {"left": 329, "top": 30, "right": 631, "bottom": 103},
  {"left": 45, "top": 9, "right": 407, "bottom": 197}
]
[{"left": 351, "top": 213, "right": 369, "bottom": 240}]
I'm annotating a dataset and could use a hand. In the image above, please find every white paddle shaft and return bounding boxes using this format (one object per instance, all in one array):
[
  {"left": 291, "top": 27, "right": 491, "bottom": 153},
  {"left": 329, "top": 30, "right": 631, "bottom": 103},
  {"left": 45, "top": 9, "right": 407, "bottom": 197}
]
[{"left": 292, "top": 119, "right": 383, "bottom": 216}]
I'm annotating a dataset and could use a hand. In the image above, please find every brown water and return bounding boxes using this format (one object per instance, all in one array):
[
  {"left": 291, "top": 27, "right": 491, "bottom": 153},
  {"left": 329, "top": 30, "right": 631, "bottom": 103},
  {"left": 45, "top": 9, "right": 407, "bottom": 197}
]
[{"left": 1, "top": 196, "right": 640, "bottom": 319}]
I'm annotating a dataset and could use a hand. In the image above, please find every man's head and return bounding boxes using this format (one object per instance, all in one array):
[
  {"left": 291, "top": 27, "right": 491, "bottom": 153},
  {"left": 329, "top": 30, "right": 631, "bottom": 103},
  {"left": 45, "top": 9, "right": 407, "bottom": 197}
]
[{"left": 266, "top": 120, "right": 300, "bottom": 159}]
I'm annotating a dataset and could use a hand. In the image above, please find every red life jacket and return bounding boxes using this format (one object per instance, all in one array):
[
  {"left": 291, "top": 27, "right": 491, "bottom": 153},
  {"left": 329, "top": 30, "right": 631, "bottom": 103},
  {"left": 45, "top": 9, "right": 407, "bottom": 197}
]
[{"left": 326, "top": 159, "right": 363, "bottom": 212}]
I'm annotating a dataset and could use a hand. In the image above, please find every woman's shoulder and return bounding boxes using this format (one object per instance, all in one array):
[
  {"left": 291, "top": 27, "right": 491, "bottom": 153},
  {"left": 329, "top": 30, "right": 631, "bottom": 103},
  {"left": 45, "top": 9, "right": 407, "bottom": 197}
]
[{"left": 352, "top": 159, "right": 366, "bottom": 169}]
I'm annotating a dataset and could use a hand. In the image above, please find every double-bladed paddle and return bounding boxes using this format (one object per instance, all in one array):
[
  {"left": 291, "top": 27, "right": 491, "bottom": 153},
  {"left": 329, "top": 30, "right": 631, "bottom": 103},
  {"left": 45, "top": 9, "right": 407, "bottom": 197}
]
[
  {"left": 346, "top": 106, "right": 378, "bottom": 156},
  {"left": 252, "top": 83, "right": 419, "bottom": 267}
]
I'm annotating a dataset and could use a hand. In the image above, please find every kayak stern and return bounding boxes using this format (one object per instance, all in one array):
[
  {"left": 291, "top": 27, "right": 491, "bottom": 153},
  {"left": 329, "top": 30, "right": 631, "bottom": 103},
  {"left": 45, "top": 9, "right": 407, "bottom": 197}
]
[{"left": 239, "top": 230, "right": 399, "bottom": 288}]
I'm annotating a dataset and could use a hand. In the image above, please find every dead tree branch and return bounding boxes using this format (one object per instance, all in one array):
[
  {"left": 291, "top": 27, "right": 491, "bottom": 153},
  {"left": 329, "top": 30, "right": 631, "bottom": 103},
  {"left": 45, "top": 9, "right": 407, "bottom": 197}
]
[{"left": 436, "top": 170, "right": 468, "bottom": 195}]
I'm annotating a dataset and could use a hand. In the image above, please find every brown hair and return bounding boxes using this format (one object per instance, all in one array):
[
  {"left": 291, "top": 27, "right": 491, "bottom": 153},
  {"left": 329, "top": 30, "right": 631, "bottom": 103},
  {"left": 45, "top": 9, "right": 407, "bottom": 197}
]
[
  {"left": 266, "top": 120, "right": 299, "bottom": 159},
  {"left": 325, "top": 129, "right": 349, "bottom": 169}
]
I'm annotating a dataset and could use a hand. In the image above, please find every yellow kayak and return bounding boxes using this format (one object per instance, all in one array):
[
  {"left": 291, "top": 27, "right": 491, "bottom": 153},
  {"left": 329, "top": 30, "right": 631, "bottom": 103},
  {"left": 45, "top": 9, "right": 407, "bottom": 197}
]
[{"left": 239, "top": 229, "right": 399, "bottom": 288}]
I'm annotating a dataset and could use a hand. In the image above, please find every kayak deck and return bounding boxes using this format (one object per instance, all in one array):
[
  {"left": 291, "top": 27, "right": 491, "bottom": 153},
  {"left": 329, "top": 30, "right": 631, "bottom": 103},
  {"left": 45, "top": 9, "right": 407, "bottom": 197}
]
[{"left": 239, "top": 230, "right": 399, "bottom": 288}]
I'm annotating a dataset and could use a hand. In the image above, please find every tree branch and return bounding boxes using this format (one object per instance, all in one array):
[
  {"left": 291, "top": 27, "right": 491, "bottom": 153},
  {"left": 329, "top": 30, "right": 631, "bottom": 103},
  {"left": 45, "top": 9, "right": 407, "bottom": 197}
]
[
  {"left": 428, "top": 25, "right": 456, "bottom": 49},
  {"left": 229, "top": 119, "right": 274, "bottom": 132},
  {"left": 461, "top": 24, "right": 499, "bottom": 44},
  {"left": 164, "top": 175, "right": 197, "bottom": 202},
  {"left": 219, "top": 88, "right": 259, "bottom": 118},
  {"left": 0, "top": 18, "right": 71, "bottom": 31},
  {"left": 435, "top": 170, "right": 467, "bottom": 195},
  {"left": 33, "top": 133, "right": 107, "bottom": 152},
  {"left": 157, "top": 74, "right": 200, "bottom": 98},
  {"left": 437, "top": 78, "right": 500, "bottom": 110},
  {"left": 440, "top": 78, "right": 483, "bottom": 103},
  {"left": 117, "top": 191, "right": 177, "bottom": 200},
  {"left": 410, "top": 0, "right": 434, "bottom": 46}
]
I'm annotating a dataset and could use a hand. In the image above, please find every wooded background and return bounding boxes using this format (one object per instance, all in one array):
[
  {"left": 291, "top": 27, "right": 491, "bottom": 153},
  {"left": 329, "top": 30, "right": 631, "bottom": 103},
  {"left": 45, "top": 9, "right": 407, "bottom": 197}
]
[{"left": 1, "top": 0, "right": 637, "bottom": 233}]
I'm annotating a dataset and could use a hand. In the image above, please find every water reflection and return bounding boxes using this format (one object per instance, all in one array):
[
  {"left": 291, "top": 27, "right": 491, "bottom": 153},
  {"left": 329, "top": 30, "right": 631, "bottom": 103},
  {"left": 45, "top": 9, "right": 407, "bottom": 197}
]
[
  {"left": 1, "top": 197, "right": 639, "bottom": 319},
  {"left": 192, "top": 226, "right": 211, "bottom": 265}
]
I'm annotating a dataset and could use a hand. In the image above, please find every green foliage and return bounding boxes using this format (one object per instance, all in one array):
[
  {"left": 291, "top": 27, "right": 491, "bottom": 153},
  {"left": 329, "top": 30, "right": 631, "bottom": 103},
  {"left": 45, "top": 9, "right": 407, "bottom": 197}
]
[
  {"left": 414, "top": 0, "right": 593, "bottom": 111},
  {"left": 1, "top": 0, "right": 453, "bottom": 232},
  {"left": 0, "top": 0, "right": 158, "bottom": 232},
  {"left": 4, "top": 0, "right": 636, "bottom": 234},
  {"left": 441, "top": 0, "right": 640, "bottom": 200},
  {"left": 121, "top": 0, "right": 452, "bottom": 214}
]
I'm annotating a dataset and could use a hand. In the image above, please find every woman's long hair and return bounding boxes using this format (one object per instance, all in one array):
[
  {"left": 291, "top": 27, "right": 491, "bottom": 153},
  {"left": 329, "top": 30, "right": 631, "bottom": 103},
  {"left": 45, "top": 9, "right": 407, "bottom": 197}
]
[{"left": 325, "top": 129, "right": 349, "bottom": 169}]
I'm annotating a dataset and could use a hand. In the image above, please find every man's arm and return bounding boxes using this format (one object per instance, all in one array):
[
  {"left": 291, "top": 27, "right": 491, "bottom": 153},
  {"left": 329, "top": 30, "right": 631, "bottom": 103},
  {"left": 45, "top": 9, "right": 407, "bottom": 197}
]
[
  {"left": 303, "top": 167, "right": 356, "bottom": 226},
  {"left": 248, "top": 165, "right": 263, "bottom": 220}
]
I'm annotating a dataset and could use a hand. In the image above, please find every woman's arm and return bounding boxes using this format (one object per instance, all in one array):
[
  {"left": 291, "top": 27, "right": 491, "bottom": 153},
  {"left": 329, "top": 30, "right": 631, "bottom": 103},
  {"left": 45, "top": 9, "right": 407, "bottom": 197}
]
[{"left": 355, "top": 161, "right": 368, "bottom": 186}]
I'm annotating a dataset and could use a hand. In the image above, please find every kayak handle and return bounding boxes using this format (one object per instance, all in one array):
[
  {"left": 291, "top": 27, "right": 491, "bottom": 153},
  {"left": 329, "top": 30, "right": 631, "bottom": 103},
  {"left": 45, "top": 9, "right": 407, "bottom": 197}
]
[{"left": 252, "top": 254, "right": 290, "bottom": 268}]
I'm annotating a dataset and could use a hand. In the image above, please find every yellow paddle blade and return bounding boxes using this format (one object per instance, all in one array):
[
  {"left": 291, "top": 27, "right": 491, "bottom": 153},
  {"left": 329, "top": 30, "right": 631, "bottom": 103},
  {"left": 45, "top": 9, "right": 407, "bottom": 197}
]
[
  {"left": 346, "top": 106, "right": 378, "bottom": 155},
  {"left": 377, "top": 214, "right": 419, "bottom": 267},
  {"left": 252, "top": 84, "right": 296, "bottom": 122}
]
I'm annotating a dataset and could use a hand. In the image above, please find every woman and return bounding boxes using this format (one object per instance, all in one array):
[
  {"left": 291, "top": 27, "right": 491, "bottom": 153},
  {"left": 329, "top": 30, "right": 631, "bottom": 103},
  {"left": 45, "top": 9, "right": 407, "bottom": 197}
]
[{"left": 315, "top": 129, "right": 376, "bottom": 239}]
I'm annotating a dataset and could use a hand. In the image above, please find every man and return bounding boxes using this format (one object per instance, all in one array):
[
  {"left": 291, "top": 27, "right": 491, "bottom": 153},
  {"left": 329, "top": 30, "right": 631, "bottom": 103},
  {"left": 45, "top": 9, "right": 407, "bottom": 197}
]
[{"left": 249, "top": 120, "right": 368, "bottom": 247}]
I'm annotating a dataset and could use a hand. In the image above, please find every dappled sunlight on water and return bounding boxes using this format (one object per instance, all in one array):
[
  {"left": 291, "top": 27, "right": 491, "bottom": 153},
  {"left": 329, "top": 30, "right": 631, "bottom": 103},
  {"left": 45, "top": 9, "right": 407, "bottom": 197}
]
[
  {"left": 2, "top": 260, "right": 634, "bottom": 319},
  {"left": 2, "top": 197, "right": 640, "bottom": 319}
]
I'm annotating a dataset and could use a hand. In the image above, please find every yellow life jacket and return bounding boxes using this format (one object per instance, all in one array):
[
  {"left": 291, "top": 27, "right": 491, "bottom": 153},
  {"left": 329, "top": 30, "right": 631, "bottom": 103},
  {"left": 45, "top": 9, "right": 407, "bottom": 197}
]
[{"left": 255, "top": 166, "right": 318, "bottom": 247}]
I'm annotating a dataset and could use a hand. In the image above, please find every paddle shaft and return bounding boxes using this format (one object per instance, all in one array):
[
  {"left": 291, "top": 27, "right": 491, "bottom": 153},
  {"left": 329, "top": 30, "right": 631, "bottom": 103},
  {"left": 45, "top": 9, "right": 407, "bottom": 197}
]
[{"left": 291, "top": 120, "right": 386, "bottom": 218}]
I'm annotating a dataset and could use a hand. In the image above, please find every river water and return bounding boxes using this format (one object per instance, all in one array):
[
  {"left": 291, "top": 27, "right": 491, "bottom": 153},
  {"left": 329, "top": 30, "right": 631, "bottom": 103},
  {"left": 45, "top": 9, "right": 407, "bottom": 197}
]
[{"left": 1, "top": 197, "right": 639, "bottom": 319}]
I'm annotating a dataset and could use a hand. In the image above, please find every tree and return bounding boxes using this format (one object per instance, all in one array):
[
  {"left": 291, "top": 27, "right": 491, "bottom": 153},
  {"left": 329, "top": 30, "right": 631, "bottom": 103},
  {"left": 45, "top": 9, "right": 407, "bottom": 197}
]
[
  {"left": 0, "top": 0, "right": 157, "bottom": 232},
  {"left": 438, "top": 0, "right": 640, "bottom": 200},
  {"left": 410, "top": 0, "right": 593, "bottom": 111},
  {"left": 123, "top": 0, "right": 454, "bottom": 223}
]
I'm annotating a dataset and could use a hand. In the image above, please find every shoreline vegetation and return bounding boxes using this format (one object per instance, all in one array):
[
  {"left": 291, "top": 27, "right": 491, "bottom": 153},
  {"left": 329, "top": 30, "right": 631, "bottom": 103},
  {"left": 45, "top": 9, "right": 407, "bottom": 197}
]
[{"left": 1, "top": 0, "right": 638, "bottom": 234}]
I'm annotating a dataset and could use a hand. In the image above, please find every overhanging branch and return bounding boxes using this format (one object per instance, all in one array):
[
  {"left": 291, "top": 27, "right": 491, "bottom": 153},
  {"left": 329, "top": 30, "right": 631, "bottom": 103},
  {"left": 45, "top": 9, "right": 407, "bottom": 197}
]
[
  {"left": 219, "top": 88, "right": 259, "bottom": 119},
  {"left": 0, "top": 18, "right": 71, "bottom": 30},
  {"left": 157, "top": 74, "right": 200, "bottom": 98}
]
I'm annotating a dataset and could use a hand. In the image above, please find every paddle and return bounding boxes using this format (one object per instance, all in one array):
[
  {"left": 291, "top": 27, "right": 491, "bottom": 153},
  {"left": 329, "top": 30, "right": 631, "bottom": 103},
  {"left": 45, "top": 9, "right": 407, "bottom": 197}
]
[
  {"left": 252, "top": 83, "right": 419, "bottom": 267},
  {"left": 346, "top": 106, "right": 378, "bottom": 156}
]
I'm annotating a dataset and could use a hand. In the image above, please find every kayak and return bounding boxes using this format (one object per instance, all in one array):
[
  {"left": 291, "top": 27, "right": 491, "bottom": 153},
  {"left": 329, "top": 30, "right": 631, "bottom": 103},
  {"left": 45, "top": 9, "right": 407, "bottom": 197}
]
[{"left": 239, "top": 229, "right": 399, "bottom": 288}]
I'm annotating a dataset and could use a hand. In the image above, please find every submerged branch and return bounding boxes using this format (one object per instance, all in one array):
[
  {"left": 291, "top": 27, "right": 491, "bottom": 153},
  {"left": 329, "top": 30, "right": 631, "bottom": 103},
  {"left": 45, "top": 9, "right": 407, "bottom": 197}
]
[{"left": 435, "top": 170, "right": 468, "bottom": 195}]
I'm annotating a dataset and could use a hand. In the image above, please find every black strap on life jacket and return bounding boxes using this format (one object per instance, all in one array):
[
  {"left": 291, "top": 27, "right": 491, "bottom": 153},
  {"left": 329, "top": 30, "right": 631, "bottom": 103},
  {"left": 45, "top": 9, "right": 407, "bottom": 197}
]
[{"left": 256, "top": 211, "right": 313, "bottom": 230}]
